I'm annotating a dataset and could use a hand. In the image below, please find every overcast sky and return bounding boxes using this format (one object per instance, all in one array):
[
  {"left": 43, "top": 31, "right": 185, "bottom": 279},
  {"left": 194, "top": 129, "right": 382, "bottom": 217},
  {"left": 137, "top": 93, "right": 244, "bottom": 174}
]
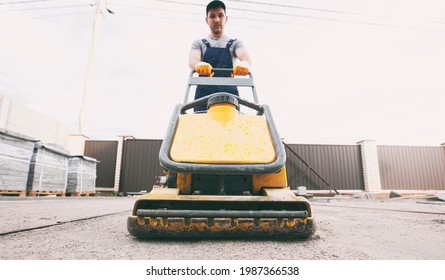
[{"left": 1, "top": 0, "right": 444, "bottom": 146}]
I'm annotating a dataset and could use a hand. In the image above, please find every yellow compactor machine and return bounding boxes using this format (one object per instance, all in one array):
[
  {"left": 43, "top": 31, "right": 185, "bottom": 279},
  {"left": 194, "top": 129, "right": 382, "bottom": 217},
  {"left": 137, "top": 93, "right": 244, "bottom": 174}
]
[{"left": 127, "top": 69, "right": 315, "bottom": 238}]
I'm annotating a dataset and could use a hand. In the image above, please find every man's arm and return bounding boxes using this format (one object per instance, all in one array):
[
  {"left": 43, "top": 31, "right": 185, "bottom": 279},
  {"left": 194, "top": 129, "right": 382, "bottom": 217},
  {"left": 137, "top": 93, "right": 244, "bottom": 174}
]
[
  {"left": 235, "top": 47, "right": 252, "bottom": 66},
  {"left": 188, "top": 49, "right": 202, "bottom": 69},
  {"left": 233, "top": 47, "right": 252, "bottom": 75},
  {"left": 189, "top": 49, "right": 213, "bottom": 75}
]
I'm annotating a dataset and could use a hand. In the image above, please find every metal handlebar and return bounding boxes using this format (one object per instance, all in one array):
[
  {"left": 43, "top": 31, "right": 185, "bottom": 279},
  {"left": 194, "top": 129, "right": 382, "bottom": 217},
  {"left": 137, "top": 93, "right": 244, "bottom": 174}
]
[
  {"left": 183, "top": 68, "right": 259, "bottom": 105},
  {"left": 181, "top": 93, "right": 264, "bottom": 115}
]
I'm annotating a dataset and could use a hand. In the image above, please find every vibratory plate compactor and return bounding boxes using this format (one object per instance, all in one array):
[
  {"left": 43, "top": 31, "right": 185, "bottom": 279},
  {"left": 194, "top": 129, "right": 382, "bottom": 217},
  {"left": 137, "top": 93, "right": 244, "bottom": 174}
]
[{"left": 127, "top": 69, "right": 315, "bottom": 239}]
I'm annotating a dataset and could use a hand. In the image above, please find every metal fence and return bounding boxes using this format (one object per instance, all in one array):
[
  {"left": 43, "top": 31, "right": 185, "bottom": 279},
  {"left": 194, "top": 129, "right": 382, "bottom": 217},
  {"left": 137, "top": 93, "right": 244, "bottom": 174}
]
[
  {"left": 85, "top": 139, "right": 445, "bottom": 193},
  {"left": 378, "top": 146, "right": 445, "bottom": 190},
  {"left": 118, "top": 139, "right": 163, "bottom": 194},
  {"left": 84, "top": 140, "right": 117, "bottom": 188},
  {"left": 285, "top": 143, "right": 364, "bottom": 191}
]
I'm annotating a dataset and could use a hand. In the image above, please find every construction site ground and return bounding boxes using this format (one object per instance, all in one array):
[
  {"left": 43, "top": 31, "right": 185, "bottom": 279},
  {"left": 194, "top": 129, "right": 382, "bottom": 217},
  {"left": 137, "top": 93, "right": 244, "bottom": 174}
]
[{"left": 0, "top": 194, "right": 444, "bottom": 260}]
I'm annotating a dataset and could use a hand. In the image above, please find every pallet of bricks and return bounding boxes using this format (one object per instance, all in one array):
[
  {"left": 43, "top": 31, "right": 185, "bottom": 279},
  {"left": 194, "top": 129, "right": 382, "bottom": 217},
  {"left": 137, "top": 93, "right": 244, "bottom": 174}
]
[
  {"left": 0, "top": 130, "right": 37, "bottom": 197},
  {"left": 66, "top": 156, "right": 98, "bottom": 197},
  {"left": 27, "top": 143, "right": 69, "bottom": 196}
]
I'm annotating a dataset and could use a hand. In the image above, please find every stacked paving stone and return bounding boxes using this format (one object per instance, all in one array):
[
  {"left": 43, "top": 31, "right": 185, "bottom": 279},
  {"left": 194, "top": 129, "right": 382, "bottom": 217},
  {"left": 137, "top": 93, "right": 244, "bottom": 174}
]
[
  {"left": 27, "top": 143, "right": 69, "bottom": 194},
  {"left": 66, "top": 156, "right": 97, "bottom": 195},
  {"left": 0, "top": 130, "right": 36, "bottom": 193}
]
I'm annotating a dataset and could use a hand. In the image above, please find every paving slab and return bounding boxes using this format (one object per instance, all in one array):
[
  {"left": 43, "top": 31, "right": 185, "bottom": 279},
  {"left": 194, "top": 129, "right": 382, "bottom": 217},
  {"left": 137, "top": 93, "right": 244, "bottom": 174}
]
[{"left": 0, "top": 196, "right": 135, "bottom": 234}]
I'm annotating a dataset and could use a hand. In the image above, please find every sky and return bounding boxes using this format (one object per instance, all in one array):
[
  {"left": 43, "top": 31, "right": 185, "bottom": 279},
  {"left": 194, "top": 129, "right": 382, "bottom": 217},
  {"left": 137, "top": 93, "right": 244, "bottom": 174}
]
[{"left": 0, "top": 0, "right": 444, "bottom": 146}]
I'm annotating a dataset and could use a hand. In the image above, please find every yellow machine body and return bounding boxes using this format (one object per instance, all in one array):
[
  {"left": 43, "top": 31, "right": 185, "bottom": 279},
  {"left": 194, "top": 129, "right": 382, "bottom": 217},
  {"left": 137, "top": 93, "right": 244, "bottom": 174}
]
[
  {"left": 128, "top": 187, "right": 314, "bottom": 239},
  {"left": 176, "top": 167, "right": 287, "bottom": 195},
  {"left": 170, "top": 104, "right": 276, "bottom": 164},
  {"left": 127, "top": 72, "right": 315, "bottom": 239}
]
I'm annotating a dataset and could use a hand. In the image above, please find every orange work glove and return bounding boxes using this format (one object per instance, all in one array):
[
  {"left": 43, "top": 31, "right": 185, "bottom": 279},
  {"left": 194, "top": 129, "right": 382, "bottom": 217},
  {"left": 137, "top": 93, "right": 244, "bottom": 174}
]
[
  {"left": 233, "top": 61, "right": 250, "bottom": 76},
  {"left": 195, "top": 62, "right": 213, "bottom": 76}
]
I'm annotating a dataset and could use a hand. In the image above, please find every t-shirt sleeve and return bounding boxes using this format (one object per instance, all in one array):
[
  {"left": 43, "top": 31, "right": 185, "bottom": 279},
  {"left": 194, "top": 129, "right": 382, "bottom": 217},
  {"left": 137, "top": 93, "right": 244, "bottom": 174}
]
[
  {"left": 191, "top": 39, "right": 202, "bottom": 51},
  {"left": 232, "top": 39, "right": 245, "bottom": 58}
]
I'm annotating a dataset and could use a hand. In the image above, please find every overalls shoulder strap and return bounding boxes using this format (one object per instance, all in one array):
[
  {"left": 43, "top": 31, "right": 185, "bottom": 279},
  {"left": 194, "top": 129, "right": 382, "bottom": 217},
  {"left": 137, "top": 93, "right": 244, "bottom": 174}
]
[
  {"left": 226, "top": 39, "right": 237, "bottom": 49},
  {"left": 201, "top": 39, "right": 211, "bottom": 48}
]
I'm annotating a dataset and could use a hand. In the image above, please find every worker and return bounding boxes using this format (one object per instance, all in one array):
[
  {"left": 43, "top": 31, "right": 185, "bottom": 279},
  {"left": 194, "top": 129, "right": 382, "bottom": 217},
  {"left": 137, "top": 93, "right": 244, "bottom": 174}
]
[{"left": 189, "top": 0, "right": 252, "bottom": 112}]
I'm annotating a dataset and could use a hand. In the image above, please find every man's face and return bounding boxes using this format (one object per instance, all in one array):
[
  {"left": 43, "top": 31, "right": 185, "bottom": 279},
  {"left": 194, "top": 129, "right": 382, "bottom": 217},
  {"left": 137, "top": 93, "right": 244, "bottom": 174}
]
[{"left": 206, "top": 7, "right": 227, "bottom": 37}]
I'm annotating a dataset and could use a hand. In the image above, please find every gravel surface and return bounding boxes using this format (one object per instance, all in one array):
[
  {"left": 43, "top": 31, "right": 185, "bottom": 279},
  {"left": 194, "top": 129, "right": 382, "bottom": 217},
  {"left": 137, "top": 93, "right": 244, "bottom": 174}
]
[{"left": 1, "top": 196, "right": 444, "bottom": 260}]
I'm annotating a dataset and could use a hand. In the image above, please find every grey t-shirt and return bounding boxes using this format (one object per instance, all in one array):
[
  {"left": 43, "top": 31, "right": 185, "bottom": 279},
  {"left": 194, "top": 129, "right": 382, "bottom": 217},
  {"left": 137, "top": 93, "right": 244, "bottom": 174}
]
[{"left": 191, "top": 35, "right": 245, "bottom": 66}]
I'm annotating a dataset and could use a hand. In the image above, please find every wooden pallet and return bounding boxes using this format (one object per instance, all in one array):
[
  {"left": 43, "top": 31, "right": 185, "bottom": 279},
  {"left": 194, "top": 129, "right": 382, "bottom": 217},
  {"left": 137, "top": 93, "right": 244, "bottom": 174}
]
[
  {"left": 0, "top": 190, "right": 26, "bottom": 197},
  {"left": 26, "top": 190, "right": 66, "bottom": 197},
  {"left": 66, "top": 192, "right": 95, "bottom": 197}
]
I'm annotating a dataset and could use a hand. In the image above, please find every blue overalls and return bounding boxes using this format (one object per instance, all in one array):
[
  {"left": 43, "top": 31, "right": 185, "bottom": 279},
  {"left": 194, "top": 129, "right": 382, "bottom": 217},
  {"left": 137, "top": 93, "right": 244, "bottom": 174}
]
[{"left": 194, "top": 38, "right": 239, "bottom": 112}]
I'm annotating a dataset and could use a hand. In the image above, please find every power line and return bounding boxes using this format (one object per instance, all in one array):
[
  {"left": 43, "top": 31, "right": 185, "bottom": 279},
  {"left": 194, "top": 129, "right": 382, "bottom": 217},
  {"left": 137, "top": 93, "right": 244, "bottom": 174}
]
[
  {"left": 33, "top": 10, "right": 93, "bottom": 18},
  {"left": 0, "top": 4, "right": 93, "bottom": 12},
  {"left": 227, "top": 0, "right": 367, "bottom": 16},
  {"left": 144, "top": 0, "right": 202, "bottom": 9},
  {"left": 110, "top": 3, "right": 322, "bottom": 28},
  {"left": 111, "top": 0, "right": 445, "bottom": 32},
  {"left": 231, "top": 6, "right": 445, "bottom": 32},
  {"left": 227, "top": 0, "right": 445, "bottom": 25},
  {"left": 111, "top": 2, "right": 199, "bottom": 16},
  {"left": 0, "top": 0, "right": 67, "bottom": 5},
  {"left": 145, "top": 0, "right": 445, "bottom": 24},
  {"left": 2, "top": 0, "right": 444, "bottom": 32},
  {"left": 144, "top": 0, "right": 445, "bottom": 28}
]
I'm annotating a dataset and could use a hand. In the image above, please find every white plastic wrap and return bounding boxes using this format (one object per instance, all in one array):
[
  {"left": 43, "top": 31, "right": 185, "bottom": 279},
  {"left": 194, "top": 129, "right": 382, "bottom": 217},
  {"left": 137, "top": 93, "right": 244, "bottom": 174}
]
[
  {"left": 66, "top": 157, "right": 97, "bottom": 194},
  {"left": 0, "top": 133, "right": 35, "bottom": 191},
  {"left": 27, "top": 145, "right": 69, "bottom": 193}
]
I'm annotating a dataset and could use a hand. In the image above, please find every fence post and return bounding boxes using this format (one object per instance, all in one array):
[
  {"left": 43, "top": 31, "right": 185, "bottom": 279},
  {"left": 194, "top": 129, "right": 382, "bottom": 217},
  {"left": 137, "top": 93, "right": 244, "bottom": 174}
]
[
  {"left": 113, "top": 135, "right": 134, "bottom": 192},
  {"left": 357, "top": 140, "right": 382, "bottom": 193}
]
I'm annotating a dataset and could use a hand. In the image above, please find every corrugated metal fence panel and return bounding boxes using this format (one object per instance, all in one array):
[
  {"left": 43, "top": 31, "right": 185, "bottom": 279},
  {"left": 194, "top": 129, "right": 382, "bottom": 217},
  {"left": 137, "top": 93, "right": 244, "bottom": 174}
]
[
  {"left": 285, "top": 144, "right": 364, "bottom": 190},
  {"left": 378, "top": 146, "right": 445, "bottom": 190},
  {"left": 119, "top": 139, "right": 163, "bottom": 193},
  {"left": 84, "top": 140, "right": 118, "bottom": 188}
]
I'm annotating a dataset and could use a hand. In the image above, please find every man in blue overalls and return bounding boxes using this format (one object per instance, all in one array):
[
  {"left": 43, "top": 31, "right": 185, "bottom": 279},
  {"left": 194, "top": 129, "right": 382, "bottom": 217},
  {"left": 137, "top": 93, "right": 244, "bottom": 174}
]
[{"left": 189, "top": 0, "right": 252, "bottom": 112}]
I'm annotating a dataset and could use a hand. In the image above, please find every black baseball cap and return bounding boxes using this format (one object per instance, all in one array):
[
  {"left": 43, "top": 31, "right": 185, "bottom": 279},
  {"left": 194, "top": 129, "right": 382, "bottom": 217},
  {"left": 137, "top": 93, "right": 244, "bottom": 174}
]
[{"left": 206, "top": 0, "right": 226, "bottom": 15}]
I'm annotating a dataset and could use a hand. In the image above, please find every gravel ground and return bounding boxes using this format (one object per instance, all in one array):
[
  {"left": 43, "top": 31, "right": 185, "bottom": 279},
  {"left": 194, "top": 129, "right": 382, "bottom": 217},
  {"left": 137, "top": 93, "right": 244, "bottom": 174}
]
[{"left": 0, "top": 196, "right": 444, "bottom": 260}]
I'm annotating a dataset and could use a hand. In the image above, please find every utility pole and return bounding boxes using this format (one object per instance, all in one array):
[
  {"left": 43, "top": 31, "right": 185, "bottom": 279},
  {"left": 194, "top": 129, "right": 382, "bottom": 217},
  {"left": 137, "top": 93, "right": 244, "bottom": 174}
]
[{"left": 79, "top": 0, "right": 106, "bottom": 136}]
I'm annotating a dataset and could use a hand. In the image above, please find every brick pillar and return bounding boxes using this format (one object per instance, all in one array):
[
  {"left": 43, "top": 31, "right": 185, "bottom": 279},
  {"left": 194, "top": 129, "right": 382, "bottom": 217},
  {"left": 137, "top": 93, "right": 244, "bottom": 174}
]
[
  {"left": 66, "top": 134, "right": 89, "bottom": 155},
  {"left": 357, "top": 140, "right": 382, "bottom": 192},
  {"left": 113, "top": 135, "right": 135, "bottom": 192}
]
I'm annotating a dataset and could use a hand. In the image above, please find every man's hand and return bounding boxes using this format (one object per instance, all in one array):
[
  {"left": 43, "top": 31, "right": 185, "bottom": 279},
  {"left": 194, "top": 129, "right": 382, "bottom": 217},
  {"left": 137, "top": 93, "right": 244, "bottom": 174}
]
[
  {"left": 233, "top": 61, "right": 250, "bottom": 76},
  {"left": 195, "top": 62, "right": 213, "bottom": 76}
]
